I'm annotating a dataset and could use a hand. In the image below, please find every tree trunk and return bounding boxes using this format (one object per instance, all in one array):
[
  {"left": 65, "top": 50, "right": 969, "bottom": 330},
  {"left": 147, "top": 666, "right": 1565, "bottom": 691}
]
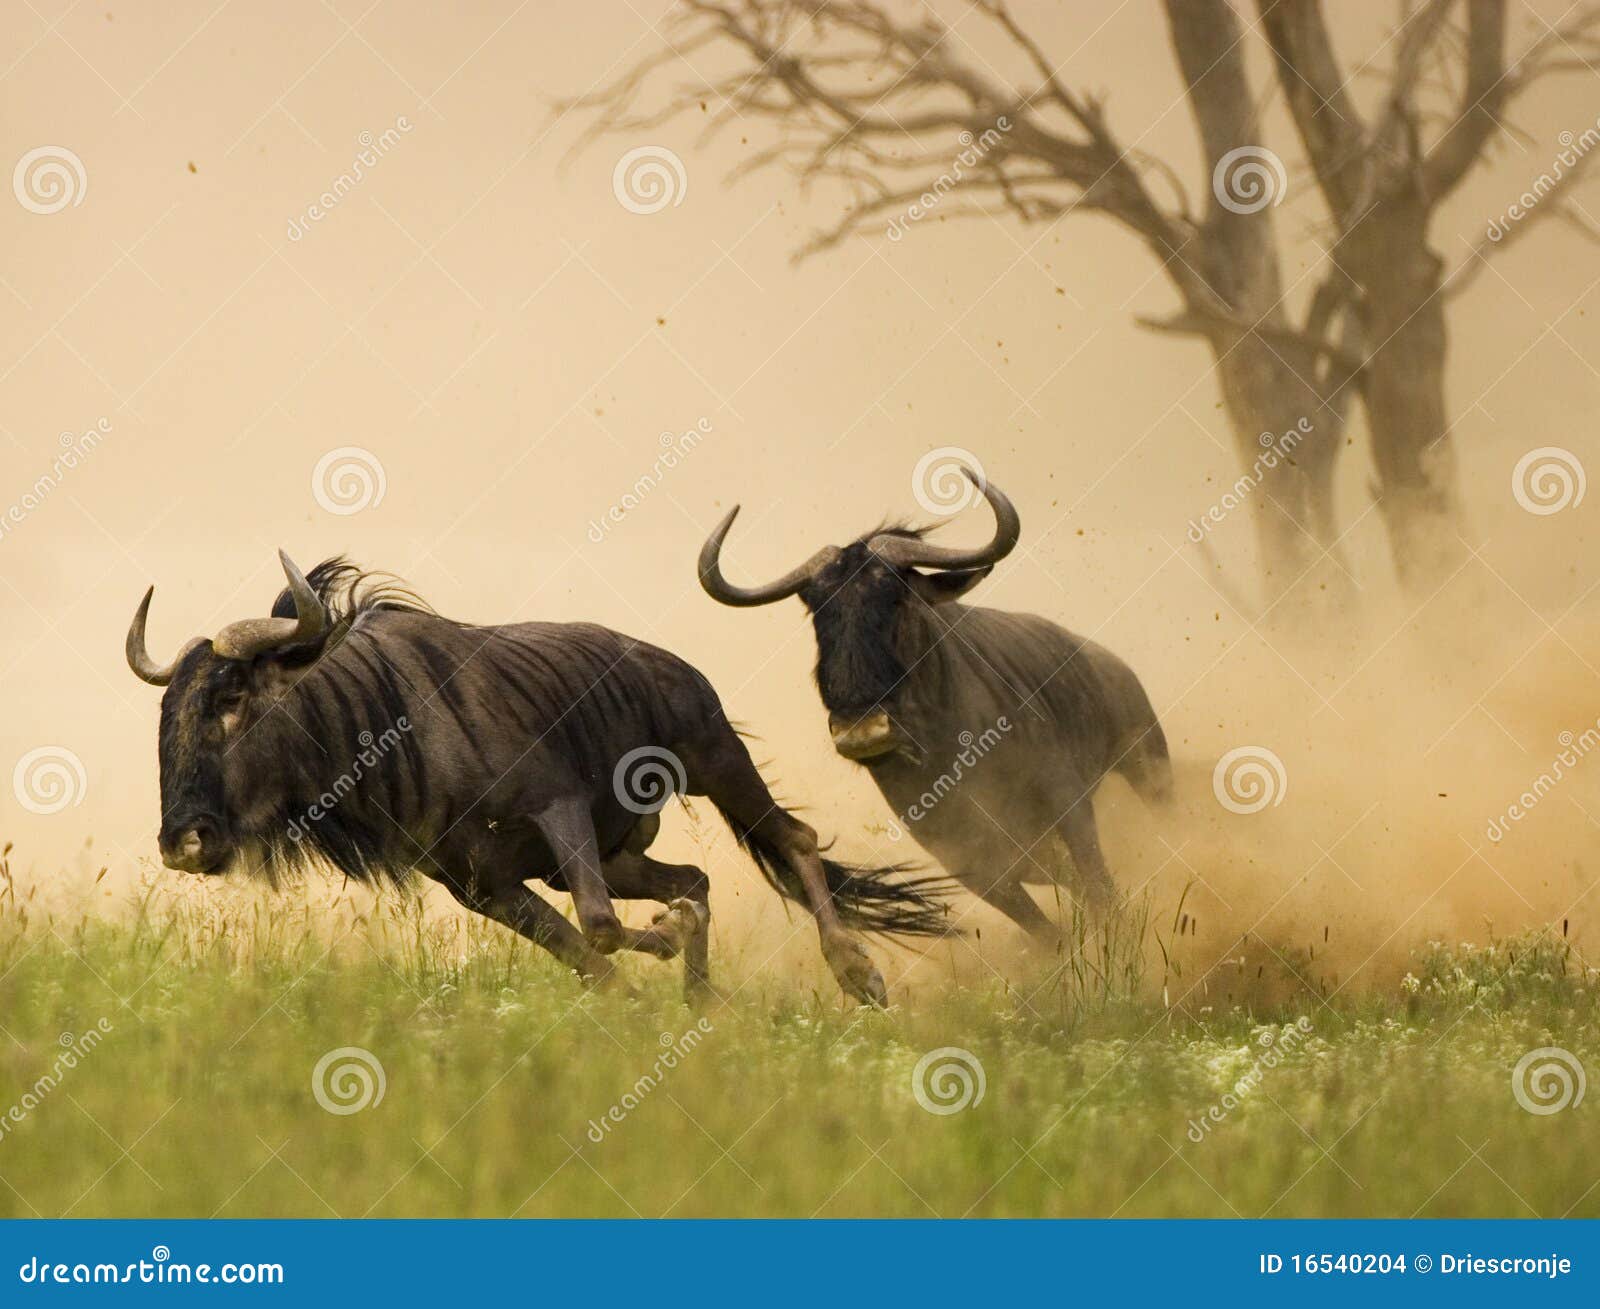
[
  {"left": 1206, "top": 327, "right": 1353, "bottom": 616},
  {"left": 1164, "top": 0, "right": 1353, "bottom": 621},
  {"left": 1347, "top": 196, "right": 1471, "bottom": 598}
]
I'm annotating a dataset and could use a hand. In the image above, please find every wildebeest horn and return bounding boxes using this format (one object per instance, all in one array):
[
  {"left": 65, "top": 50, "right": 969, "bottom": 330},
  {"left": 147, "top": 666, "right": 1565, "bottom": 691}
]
[
  {"left": 869, "top": 468, "right": 1021, "bottom": 571},
  {"left": 211, "top": 550, "right": 328, "bottom": 660},
  {"left": 698, "top": 506, "right": 840, "bottom": 607},
  {"left": 125, "top": 588, "right": 205, "bottom": 686}
]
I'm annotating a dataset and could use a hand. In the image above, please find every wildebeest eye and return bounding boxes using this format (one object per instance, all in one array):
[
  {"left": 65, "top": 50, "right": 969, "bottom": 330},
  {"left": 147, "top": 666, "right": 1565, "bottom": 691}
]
[{"left": 214, "top": 690, "right": 249, "bottom": 723}]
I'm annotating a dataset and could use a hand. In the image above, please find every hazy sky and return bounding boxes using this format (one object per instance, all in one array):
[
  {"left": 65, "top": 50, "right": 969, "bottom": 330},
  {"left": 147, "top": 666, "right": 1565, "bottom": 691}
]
[{"left": 1, "top": 2, "right": 1596, "bottom": 972}]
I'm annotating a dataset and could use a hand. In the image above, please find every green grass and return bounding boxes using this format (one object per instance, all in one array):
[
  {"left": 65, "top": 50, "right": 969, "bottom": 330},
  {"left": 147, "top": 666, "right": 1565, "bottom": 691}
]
[{"left": 0, "top": 864, "right": 1594, "bottom": 1219}]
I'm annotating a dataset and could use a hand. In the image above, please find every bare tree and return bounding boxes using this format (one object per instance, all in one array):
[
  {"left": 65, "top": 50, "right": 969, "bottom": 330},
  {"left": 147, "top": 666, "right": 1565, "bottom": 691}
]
[{"left": 574, "top": 0, "right": 1600, "bottom": 614}]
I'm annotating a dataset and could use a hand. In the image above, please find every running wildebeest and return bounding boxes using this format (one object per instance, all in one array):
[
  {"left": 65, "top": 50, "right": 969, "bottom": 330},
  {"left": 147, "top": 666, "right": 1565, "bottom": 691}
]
[
  {"left": 125, "top": 552, "right": 947, "bottom": 1003},
  {"left": 698, "top": 469, "right": 1171, "bottom": 942}
]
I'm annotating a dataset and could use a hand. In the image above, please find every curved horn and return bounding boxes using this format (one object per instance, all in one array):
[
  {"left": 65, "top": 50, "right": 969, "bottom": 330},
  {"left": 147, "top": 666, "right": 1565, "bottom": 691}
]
[
  {"left": 869, "top": 468, "right": 1021, "bottom": 571},
  {"left": 698, "top": 506, "right": 839, "bottom": 608},
  {"left": 211, "top": 550, "right": 328, "bottom": 661},
  {"left": 125, "top": 587, "right": 204, "bottom": 686}
]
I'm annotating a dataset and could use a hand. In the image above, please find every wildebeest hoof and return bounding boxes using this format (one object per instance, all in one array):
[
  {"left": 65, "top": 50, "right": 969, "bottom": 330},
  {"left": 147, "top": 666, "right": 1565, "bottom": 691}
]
[
  {"left": 651, "top": 897, "right": 708, "bottom": 949},
  {"left": 823, "top": 934, "right": 888, "bottom": 1007}
]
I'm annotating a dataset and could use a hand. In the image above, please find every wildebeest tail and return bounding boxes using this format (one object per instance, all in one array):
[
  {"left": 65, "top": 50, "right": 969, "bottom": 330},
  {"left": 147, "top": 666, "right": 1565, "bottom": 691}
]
[{"left": 710, "top": 800, "right": 953, "bottom": 938}]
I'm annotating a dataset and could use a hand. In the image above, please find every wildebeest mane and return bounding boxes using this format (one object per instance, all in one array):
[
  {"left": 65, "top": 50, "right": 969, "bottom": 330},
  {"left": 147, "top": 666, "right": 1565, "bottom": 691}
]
[
  {"left": 270, "top": 555, "right": 438, "bottom": 626},
  {"left": 852, "top": 521, "right": 932, "bottom": 548}
]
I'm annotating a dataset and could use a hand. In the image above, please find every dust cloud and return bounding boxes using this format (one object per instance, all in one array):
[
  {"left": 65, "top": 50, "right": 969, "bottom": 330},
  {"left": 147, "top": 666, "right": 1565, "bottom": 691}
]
[{"left": 1, "top": 2, "right": 1595, "bottom": 1007}]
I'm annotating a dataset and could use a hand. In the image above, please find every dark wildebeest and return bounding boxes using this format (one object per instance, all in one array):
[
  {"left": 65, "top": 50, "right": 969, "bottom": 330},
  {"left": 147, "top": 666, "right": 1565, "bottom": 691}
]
[
  {"left": 125, "top": 552, "right": 947, "bottom": 1003},
  {"left": 698, "top": 469, "right": 1171, "bottom": 941}
]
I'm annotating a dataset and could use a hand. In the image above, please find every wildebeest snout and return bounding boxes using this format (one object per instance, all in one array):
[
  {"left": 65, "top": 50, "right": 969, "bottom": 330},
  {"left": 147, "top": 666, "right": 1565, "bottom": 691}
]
[
  {"left": 828, "top": 710, "right": 906, "bottom": 761},
  {"left": 158, "top": 818, "right": 228, "bottom": 874}
]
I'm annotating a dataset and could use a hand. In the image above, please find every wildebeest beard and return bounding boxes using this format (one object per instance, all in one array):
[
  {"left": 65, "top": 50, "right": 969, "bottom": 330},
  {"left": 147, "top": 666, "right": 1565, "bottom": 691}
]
[
  {"left": 156, "top": 644, "right": 235, "bottom": 871},
  {"left": 801, "top": 541, "right": 918, "bottom": 720}
]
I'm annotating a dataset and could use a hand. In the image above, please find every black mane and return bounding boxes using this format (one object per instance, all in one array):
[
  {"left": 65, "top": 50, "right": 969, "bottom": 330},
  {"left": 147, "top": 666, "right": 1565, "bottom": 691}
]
[
  {"left": 848, "top": 521, "right": 934, "bottom": 549},
  {"left": 270, "top": 555, "right": 438, "bottom": 626}
]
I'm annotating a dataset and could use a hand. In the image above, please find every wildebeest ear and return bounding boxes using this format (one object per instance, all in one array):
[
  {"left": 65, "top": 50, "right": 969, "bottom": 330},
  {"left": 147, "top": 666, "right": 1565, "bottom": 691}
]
[{"left": 908, "top": 566, "right": 991, "bottom": 604}]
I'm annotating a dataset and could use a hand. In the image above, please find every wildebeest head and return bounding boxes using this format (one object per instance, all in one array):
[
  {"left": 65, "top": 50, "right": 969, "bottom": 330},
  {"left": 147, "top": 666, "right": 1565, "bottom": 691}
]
[
  {"left": 698, "top": 469, "right": 1018, "bottom": 763},
  {"left": 125, "top": 551, "right": 330, "bottom": 874}
]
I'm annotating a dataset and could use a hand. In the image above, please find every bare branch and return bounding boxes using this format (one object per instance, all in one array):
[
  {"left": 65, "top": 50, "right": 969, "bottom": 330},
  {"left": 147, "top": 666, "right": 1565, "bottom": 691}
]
[
  {"left": 1500, "top": 4, "right": 1600, "bottom": 100},
  {"left": 1136, "top": 307, "right": 1365, "bottom": 376},
  {"left": 1422, "top": 0, "right": 1506, "bottom": 202},
  {"left": 1258, "top": 0, "right": 1371, "bottom": 222},
  {"left": 1387, "top": 0, "right": 1457, "bottom": 112},
  {"left": 569, "top": 0, "right": 1197, "bottom": 269},
  {"left": 1446, "top": 146, "right": 1600, "bottom": 297}
]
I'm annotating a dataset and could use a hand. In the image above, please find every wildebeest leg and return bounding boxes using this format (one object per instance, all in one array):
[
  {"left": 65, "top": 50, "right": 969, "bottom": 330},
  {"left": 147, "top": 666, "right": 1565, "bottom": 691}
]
[
  {"left": 600, "top": 851, "right": 713, "bottom": 999},
  {"left": 1057, "top": 802, "right": 1119, "bottom": 919},
  {"left": 970, "top": 874, "right": 1060, "bottom": 945},
  {"left": 534, "top": 796, "right": 626, "bottom": 954},
  {"left": 684, "top": 731, "right": 888, "bottom": 1007},
  {"left": 443, "top": 879, "right": 618, "bottom": 987}
]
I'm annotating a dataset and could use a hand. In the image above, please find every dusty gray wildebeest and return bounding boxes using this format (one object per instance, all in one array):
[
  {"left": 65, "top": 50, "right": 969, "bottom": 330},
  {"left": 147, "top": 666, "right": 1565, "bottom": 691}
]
[
  {"left": 698, "top": 468, "right": 1171, "bottom": 942},
  {"left": 124, "top": 551, "right": 949, "bottom": 1003}
]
